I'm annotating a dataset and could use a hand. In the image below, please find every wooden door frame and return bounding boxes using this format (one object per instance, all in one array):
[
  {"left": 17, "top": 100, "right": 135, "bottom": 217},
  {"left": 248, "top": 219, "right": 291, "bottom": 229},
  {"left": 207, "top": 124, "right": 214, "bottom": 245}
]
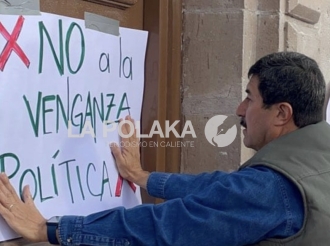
[{"left": 142, "top": 0, "right": 182, "bottom": 203}]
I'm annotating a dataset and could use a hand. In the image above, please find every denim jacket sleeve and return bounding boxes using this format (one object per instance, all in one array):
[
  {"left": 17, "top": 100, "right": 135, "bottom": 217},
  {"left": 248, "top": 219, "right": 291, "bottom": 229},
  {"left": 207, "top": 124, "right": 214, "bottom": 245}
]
[
  {"left": 58, "top": 166, "right": 304, "bottom": 246},
  {"left": 147, "top": 171, "right": 232, "bottom": 200}
]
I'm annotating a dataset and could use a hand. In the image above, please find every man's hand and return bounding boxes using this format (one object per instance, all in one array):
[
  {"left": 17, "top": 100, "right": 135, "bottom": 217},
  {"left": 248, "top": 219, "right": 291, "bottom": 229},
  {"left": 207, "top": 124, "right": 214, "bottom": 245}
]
[
  {"left": 110, "top": 115, "right": 150, "bottom": 189},
  {"left": 0, "top": 173, "right": 47, "bottom": 242}
]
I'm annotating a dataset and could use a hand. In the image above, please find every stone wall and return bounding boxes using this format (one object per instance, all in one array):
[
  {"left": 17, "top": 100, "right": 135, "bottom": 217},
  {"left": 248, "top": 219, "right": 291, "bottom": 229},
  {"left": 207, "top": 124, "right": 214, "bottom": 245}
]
[{"left": 181, "top": 0, "right": 330, "bottom": 173}]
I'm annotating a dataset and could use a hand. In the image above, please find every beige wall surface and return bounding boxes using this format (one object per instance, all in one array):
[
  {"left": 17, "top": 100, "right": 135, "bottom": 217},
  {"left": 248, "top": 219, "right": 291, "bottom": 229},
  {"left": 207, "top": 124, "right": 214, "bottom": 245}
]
[{"left": 181, "top": 0, "right": 330, "bottom": 173}]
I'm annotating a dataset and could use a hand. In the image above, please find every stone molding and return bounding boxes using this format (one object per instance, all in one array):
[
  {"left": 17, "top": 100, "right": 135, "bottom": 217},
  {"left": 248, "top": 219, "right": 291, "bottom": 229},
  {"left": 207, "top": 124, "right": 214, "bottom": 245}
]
[{"left": 286, "top": 0, "right": 321, "bottom": 24}]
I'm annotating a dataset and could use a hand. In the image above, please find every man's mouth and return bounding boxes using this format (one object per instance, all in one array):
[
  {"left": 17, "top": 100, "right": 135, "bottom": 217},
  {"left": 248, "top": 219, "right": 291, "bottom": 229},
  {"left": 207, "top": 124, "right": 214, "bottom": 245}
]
[{"left": 240, "top": 118, "right": 247, "bottom": 129}]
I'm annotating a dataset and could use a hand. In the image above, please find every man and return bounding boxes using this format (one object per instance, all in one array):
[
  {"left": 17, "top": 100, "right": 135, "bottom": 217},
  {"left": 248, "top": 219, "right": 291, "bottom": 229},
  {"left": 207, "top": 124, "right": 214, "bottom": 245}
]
[{"left": 0, "top": 51, "right": 329, "bottom": 245}]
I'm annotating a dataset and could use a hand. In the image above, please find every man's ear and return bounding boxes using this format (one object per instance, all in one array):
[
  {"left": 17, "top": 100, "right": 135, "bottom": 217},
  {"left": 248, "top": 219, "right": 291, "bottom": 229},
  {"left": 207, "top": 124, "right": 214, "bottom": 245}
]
[{"left": 274, "top": 102, "right": 294, "bottom": 126}]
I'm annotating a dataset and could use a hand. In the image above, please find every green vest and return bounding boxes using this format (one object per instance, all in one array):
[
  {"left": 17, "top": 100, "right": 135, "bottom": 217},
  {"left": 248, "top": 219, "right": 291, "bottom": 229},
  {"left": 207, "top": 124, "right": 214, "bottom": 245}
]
[{"left": 240, "top": 121, "right": 330, "bottom": 246}]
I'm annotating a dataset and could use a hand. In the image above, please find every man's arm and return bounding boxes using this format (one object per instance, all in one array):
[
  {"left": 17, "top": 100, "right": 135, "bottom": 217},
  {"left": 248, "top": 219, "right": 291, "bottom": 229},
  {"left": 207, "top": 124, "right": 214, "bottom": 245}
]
[
  {"left": 146, "top": 171, "right": 229, "bottom": 200},
  {"left": 56, "top": 166, "right": 304, "bottom": 246},
  {"left": 0, "top": 167, "right": 303, "bottom": 245},
  {"left": 110, "top": 116, "right": 230, "bottom": 199}
]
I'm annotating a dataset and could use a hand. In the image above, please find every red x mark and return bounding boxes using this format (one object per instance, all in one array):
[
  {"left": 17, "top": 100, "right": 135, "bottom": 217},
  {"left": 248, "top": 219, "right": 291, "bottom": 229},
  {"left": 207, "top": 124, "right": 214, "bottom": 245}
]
[
  {"left": 0, "top": 15, "right": 30, "bottom": 71},
  {"left": 115, "top": 174, "right": 137, "bottom": 197}
]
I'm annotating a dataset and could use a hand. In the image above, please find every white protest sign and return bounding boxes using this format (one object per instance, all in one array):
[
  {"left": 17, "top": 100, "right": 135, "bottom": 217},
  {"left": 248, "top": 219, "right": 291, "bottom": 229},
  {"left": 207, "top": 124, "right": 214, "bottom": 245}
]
[{"left": 0, "top": 12, "right": 147, "bottom": 241}]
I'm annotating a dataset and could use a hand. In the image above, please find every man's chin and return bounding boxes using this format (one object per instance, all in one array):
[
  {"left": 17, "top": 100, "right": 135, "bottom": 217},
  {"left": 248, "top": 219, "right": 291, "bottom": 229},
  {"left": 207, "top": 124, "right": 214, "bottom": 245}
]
[
  {"left": 243, "top": 134, "right": 251, "bottom": 148},
  {"left": 243, "top": 138, "right": 258, "bottom": 151}
]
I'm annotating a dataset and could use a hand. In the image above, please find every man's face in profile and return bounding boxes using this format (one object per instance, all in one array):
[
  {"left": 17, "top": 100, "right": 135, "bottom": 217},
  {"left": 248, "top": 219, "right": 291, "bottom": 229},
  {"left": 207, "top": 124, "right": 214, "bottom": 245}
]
[{"left": 236, "top": 75, "right": 278, "bottom": 151}]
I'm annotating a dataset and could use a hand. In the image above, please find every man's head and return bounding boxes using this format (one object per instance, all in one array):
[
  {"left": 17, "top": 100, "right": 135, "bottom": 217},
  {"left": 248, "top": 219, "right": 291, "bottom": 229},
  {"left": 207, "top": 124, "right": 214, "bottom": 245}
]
[{"left": 236, "top": 52, "right": 325, "bottom": 151}]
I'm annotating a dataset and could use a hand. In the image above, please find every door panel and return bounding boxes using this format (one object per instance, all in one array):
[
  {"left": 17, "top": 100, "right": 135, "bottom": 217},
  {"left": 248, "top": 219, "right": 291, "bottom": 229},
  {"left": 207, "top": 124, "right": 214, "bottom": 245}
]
[
  {"left": 41, "top": 0, "right": 143, "bottom": 29},
  {"left": 141, "top": 0, "right": 182, "bottom": 204}
]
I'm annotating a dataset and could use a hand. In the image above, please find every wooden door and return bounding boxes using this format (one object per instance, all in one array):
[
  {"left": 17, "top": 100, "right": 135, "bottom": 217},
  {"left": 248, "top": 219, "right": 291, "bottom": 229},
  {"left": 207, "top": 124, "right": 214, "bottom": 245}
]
[
  {"left": 0, "top": 0, "right": 182, "bottom": 244},
  {"left": 42, "top": 0, "right": 143, "bottom": 29}
]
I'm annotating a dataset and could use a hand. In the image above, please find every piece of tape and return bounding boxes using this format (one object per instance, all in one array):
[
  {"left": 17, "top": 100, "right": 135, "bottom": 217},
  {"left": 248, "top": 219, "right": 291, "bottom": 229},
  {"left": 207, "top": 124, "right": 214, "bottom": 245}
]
[
  {"left": 84, "top": 12, "right": 120, "bottom": 36},
  {"left": 0, "top": 0, "right": 40, "bottom": 15}
]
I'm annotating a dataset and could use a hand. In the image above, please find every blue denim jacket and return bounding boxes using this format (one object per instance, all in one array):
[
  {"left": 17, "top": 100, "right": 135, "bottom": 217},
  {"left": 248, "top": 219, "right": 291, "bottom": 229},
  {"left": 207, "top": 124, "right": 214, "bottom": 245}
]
[{"left": 58, "top": 166, "right": 304, "bottom": 246}]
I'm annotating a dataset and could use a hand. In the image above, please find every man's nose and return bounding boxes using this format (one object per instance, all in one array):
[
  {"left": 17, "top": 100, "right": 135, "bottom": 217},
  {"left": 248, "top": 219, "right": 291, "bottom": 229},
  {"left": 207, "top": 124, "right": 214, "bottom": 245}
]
[{"left": 236, "top": 101, "right": 245, "bottom": 117}]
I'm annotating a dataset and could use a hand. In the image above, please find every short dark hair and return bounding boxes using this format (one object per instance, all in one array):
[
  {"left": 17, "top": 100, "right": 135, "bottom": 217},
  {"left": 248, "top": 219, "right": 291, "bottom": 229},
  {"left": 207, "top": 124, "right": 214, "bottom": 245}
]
[{"left": 248, "top": 52, "right": 325, "bottom": 128}]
